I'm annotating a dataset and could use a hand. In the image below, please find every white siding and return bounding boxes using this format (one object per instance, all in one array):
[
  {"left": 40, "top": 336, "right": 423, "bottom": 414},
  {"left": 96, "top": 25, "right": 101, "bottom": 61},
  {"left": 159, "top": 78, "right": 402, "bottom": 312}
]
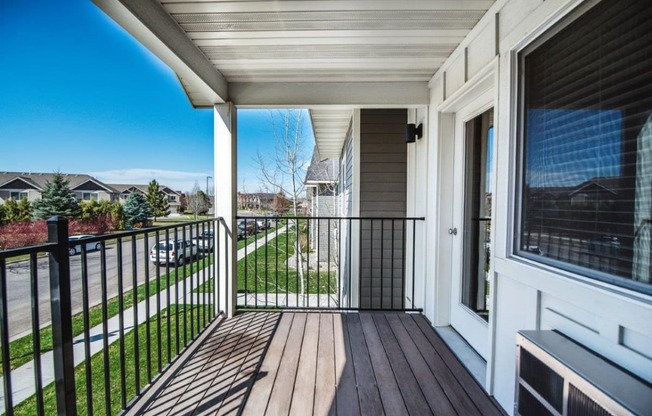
[{"left": 421, "top": 0, "right": 652, "bottom": 413}]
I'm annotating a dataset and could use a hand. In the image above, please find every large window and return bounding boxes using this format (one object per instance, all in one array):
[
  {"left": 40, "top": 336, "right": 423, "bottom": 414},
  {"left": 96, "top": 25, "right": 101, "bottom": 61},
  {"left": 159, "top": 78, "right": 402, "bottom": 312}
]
[
  {"left": 10, "top": 191, "right": 28, "bottom": 200},
  {"left": 517, "top": 0, "right": 652, "bottom": 294}
]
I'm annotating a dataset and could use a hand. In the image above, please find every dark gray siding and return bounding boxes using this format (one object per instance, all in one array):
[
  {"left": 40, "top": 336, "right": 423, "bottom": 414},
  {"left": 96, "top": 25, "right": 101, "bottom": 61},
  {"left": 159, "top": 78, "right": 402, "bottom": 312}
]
[{"left": 359, "top": 109, "right": 407, "bottom": 309}]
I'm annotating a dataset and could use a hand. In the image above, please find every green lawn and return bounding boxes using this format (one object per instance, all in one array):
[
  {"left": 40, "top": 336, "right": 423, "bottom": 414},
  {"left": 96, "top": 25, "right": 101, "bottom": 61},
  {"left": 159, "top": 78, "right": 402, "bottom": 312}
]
[
  {"left": 1, "top": 254, "right": 214, "bottom": 377},
  {"left": 237, "top": 225, "right": 337, "bottom": 295},
  {"left": 14, "top": 304, "right": 212, "bottom": 416}
]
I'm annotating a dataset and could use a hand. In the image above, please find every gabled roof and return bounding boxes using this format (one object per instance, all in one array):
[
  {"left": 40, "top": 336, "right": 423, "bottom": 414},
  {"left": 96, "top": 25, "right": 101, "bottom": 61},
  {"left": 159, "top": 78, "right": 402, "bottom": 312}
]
[
  {"left": 305, "top": 146, "right": 338, "bottom": 184},
  {"left": 108, "top": 183, "right": 180, "bottom": 196},
  {"left": 569, "top": 177, "right": 621, "bottom": 197},
  {"left": 0, "top": 172, "right": 115, "bottom": 192}
]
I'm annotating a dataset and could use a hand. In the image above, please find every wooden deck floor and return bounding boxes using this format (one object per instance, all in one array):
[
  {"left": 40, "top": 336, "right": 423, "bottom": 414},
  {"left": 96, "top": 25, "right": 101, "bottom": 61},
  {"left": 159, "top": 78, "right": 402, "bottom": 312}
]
[{"left": 134, "top": 312, "right": 505, "bottom": 416}]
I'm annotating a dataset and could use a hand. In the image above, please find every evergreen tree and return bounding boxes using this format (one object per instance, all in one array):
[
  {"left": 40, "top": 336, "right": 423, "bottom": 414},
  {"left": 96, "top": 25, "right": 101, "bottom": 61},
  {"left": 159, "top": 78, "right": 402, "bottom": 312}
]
[
  {"left": 123, "top": 193, "right": 153, "bottom": 227},
  {"left": 145, "top": 179, "right": 170, "bottom": 221},
  {"left": 16, "top": 197, "right": 32, "bottom": 222},
  {"left": 0, "top": 204, "right": 5, "bottom": 225},
  {"left": 32, "top": 173, "right": 81, "bottom": 219}
]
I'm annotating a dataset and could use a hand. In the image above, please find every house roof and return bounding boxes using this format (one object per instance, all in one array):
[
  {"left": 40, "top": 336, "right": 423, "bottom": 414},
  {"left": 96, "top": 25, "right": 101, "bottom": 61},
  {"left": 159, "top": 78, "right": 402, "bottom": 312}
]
[
  {"left": 0, "top": 172, "right": 117, "bottom": 193},
  {"left": 93, "top": 0, "right": 496, "bottom": 158},
  {"left": 305, "top": 146, "right": 338, "bottom": 184},
  {"left": 108, "top": 183, "right": 181, "bottom": 196}
]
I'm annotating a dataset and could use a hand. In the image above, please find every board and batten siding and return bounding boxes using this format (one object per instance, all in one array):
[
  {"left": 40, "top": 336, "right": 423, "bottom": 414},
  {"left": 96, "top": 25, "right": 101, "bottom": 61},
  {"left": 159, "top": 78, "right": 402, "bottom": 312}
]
[{"left": 359, "top": 109, "right": 407, "bottom": 309}]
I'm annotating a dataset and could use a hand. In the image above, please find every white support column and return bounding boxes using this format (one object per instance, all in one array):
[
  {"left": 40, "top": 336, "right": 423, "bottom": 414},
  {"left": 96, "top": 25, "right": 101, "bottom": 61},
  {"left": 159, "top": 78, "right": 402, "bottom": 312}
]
[{"left": 214, "top": 102, "right": 237, "bottom": 318}]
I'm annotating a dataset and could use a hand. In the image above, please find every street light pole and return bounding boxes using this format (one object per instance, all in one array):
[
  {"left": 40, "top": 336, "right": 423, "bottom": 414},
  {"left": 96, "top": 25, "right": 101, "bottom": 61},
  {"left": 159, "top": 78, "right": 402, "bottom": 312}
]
[{"left": 206, "top": 175, "right": 213, "bottom": 196}]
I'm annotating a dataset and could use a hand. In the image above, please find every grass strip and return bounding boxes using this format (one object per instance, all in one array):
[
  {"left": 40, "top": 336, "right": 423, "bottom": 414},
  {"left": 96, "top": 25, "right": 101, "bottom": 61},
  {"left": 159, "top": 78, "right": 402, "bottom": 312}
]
[
  {"left": 1, "top": 254, "right": 213, "bottom": 376},
  {"left": 14, "top": 304, "right": 211, "bottom": 416}
]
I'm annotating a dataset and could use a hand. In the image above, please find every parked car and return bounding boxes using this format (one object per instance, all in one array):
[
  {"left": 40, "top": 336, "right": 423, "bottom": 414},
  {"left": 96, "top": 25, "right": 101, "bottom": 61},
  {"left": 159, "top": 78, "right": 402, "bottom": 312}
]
[
  {"left": 193, "top": 230, "right": 215, "bottom": 252},
  {"left": 150, "top": 239, "right": 198, "bottom": 265},
  {"left": 68, "top": 235, "right": 101, "bottom": 256},
  {"left": 237, "top": 220, "right": 254, "bottom": 239}
]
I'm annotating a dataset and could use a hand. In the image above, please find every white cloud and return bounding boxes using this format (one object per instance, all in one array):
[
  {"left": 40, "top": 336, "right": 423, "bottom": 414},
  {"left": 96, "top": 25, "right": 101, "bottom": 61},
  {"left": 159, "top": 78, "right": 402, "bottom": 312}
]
[{"left": 91, "top": 168, "right": 212, "bottom": 193}]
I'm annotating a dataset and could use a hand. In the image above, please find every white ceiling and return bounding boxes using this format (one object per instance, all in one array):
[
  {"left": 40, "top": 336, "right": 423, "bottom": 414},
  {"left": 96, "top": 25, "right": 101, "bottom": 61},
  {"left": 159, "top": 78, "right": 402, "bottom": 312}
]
[{"left": 94, "top": 0, "right": 495, "bottom": 157}]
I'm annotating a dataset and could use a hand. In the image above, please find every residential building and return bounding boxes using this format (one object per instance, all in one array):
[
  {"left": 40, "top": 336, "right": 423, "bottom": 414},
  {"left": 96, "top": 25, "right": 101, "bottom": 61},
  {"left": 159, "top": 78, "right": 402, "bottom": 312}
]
[
  {"left": 237, "top": 192, "right": 277, "bottom": 211},
  {"left": 0, "top": 172, "right": 118, "bottom": 203},
  {"left": 305, "top": 146, "right": 339, "bottom": 263},
  {"left": 109, "top": 183, "right": 183, "bottom": 213}
]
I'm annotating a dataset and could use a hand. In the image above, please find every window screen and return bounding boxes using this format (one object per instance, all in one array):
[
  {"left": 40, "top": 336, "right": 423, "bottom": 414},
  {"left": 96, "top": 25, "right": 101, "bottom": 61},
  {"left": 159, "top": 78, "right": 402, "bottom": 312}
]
[{"left": 518, "top": 0, "right": 652, "bottom": 293}]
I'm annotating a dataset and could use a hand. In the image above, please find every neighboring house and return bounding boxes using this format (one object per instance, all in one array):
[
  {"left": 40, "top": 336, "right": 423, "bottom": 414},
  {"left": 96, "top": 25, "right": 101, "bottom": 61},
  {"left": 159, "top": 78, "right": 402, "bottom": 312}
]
[
  {"left": 109, "top": 184, "right": 183, "bottom": 214},
  {"left": 305, "top": 147, "right": 338, "bottom": 261},
  {"left": 237, "top": 192, "right": 276, "bottom": 211},
  {"left": 0, "top": 172, "right": 118, "bottom": 203}
]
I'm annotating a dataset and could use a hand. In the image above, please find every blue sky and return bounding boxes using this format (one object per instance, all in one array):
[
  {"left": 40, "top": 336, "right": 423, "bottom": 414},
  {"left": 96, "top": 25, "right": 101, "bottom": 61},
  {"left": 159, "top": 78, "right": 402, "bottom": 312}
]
[{"left": 0, "top": 1, "right": 313, "bottom": 193}]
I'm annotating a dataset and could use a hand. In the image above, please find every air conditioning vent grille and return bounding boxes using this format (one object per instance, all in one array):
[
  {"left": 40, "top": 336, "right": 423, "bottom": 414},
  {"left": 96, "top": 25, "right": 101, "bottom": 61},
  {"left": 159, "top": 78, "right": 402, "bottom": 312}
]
[
  {"left": 518, "top": 384, "right": 555, "bottom": 416},
  {"left": 568, "top": 384, "right": 613, "bottom": 416},
  {"left": 520, "top": 348, "right": 564, "bottom": 412}
]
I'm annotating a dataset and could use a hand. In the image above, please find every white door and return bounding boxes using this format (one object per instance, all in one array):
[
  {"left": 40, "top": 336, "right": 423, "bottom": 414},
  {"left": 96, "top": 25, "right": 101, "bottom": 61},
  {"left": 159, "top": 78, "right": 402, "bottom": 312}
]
[{"left": 450, "top": 97, "right": 495, "bottom": 360}]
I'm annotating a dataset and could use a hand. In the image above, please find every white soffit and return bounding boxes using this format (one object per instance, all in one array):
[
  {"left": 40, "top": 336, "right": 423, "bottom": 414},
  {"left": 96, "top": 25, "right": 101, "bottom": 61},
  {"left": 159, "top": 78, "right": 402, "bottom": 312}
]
[
  {"left": 310, "top": 108, "right": 352, "bottom": 159},
  {"left": 97, "top": 0, "right": 495, "bottom": 151},
  {"left": 159, "top": 0, "right": 494, "bottom": 96}
]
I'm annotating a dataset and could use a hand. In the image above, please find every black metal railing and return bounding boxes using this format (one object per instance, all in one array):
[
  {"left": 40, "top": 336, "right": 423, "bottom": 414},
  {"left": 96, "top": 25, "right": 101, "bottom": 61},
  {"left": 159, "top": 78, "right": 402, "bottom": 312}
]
[
  {"left": 236, "top": 216, "right": 424, "bottom": 312},
  {"left": 0, "top": 216, "right": 225, "bottom": 415}
]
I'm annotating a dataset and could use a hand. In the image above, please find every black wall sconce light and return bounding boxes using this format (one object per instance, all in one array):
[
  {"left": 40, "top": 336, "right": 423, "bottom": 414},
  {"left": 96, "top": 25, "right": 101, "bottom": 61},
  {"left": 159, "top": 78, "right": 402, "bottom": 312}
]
[{"left": 405, "top": 123, "right": 423, "bottom": 143}]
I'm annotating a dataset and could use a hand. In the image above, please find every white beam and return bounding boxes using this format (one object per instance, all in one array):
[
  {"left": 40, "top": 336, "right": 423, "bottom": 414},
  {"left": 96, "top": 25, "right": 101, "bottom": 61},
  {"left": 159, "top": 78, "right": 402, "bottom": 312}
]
[
  {"left": 230, "top": 82, "right": 429, "bottom": 107},
  {"left": 214, "top": 103, "right": 237, "bottom": 317},
  {"left": 93, "top": 0, "right": 228, "bottom": 104},
  {"left": 163, "top": 0, "right": 495, "bottom": 14}
]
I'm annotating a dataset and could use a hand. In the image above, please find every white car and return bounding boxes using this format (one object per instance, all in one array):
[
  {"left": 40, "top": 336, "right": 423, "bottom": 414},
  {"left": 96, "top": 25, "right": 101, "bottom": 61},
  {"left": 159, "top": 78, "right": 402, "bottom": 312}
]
[
  {"left": 150, "top": 239, "right": 198, "bottom": 265},
  {"left": 68, "top": 235, "right": 101, "bottom": 256},
  {"left": 192, "top": 230, "right": 214, "bottom": 252}
]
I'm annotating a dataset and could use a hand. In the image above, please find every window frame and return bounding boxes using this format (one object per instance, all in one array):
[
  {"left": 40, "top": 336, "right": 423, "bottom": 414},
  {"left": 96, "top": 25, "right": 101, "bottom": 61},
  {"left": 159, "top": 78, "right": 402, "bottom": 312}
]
[
  {"left": 9, "top": 191, "right": 28, "bottom": 200},
  {"left": 513, "top": 0, "right": 652, "bottom": 296}
]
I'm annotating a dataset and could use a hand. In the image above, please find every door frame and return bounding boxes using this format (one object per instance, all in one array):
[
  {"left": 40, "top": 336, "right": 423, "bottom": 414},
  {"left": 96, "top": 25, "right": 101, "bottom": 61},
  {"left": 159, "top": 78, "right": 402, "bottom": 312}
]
[
  {"left": 436, "top": 59, "right": 498, "bottom": 366},
  {"left": 450, "top": 95, "right": 494, "bottom": 360}
]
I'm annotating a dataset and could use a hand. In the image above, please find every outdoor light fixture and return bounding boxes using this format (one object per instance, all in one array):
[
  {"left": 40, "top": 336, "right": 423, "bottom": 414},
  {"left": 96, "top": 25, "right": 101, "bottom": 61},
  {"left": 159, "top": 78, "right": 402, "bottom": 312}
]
[{"left": 405, "top": 123, "right": 423, "bottom": 143}]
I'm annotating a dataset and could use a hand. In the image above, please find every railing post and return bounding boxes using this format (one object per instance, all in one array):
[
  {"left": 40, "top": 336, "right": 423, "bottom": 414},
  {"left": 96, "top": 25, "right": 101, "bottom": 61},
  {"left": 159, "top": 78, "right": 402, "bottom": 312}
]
[{"left": 47, "top": 216, "right": 77, "bottom": 415}]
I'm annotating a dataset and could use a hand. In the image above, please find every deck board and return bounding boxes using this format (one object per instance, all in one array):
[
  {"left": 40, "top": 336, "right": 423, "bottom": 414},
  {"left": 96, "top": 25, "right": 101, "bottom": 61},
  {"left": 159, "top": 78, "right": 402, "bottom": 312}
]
[
  {"left": 314, "top": 314, "right": 336, "bottom": 416},
  {"left": 372, "top": 314, "right": 433, "bottom": 416},
  {"left": 132, "top": 312, "right": 506, "bottom": 416}
]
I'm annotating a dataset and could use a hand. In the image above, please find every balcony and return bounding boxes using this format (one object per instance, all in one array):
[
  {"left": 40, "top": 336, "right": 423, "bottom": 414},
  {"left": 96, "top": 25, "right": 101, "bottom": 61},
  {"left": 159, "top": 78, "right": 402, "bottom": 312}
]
[{"left": 0, "top": 216, "right": 503, "bottom": 415}]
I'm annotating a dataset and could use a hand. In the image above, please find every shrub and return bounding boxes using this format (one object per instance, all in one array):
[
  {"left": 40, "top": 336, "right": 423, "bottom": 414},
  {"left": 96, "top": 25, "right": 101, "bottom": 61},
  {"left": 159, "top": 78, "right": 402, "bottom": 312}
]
[{"left": 0, "top": 220, "right": 48, "bottom": 250}]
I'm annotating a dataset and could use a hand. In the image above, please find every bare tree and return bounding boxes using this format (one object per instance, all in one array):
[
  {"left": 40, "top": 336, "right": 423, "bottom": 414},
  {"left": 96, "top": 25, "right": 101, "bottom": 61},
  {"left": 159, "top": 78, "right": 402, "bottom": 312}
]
[
  {"left": 254, "top": 109, "right": 311, "bottom": 303},
  {"left": 187, "top": 181, "right": 211, "bottom": 220}
]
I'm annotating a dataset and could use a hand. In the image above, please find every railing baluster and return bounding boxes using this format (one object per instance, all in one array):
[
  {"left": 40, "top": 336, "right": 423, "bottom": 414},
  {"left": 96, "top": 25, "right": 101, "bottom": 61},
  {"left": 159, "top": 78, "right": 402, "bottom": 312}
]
[
  {"left": 80, "top": 246, "right": 91, "bottom": 415},
  {"left": 254, "top": 219, "right": 258, "bottom": 308},
  {"left": 275, "top": 218, "right": 279, "bottom": 307},
  {"left": 327, "top": 219, "right": 331, "bottom": 308},
  {"left": 317, "top": 218, "right": 320, "bottom": 308},
  {"left": 100, "top": 240, "right": 112, "bottom": 416},
  {"left": 117, "top": 238, "right": 127, "bottom": 410},
  {"left": 265, "top": 219, "right": 268, "bottom": 307},
  {"left": 144, "top": 232, "right": 152, "bottom": 384},
  {"left": 189, "top": 226, "right": 194, "bottom": 339},
  {"left": 401, "top": 220, "right": 406, "bottom": 310},
  {"left": 369, "top": 219, "right": 373, "bottom": 308},
  {"left": 131, "top": 235, "right": 140, "bottom": 395},
  {"left": 29, "top": 253, "right": 45, "bottom": 415},
  {"left": 412, "top": 219, "right": 416, "bottom": 310},
  {"left": 309, "top": 219, "right": 312, "bottom": 308},
  {"left": 174, "top": 227, "right": 180, "bottom": 356},
  {"left": 182, "top": 225, "right": 187, "bottom": 347},
  {"left": 155, "top": 230, "right": 162, "bottom": 373},
  {"left": 165, "top": 228, "right": 171, "bottom": 363},
  {"left": 391, "top": 219, "right": 395, "bottom": 310},
  {"left": 0, "top": 258, "right": 13, "bottom": 416},
  {"left": 381, "top": 219, "right": 384, "bottom": 309}
]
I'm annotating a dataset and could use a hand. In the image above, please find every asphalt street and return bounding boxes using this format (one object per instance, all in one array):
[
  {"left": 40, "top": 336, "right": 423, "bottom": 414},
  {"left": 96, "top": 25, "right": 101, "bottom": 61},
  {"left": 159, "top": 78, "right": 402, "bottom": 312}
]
[{"left": 4, "top": 234, "right": 211, "bottom": 340}]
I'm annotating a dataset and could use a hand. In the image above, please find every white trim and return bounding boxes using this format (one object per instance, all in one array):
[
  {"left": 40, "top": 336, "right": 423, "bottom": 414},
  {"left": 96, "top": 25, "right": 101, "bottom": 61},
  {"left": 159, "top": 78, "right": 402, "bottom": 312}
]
[{"left": 230, "top": 82, "right": 429, "bottom": 107}]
